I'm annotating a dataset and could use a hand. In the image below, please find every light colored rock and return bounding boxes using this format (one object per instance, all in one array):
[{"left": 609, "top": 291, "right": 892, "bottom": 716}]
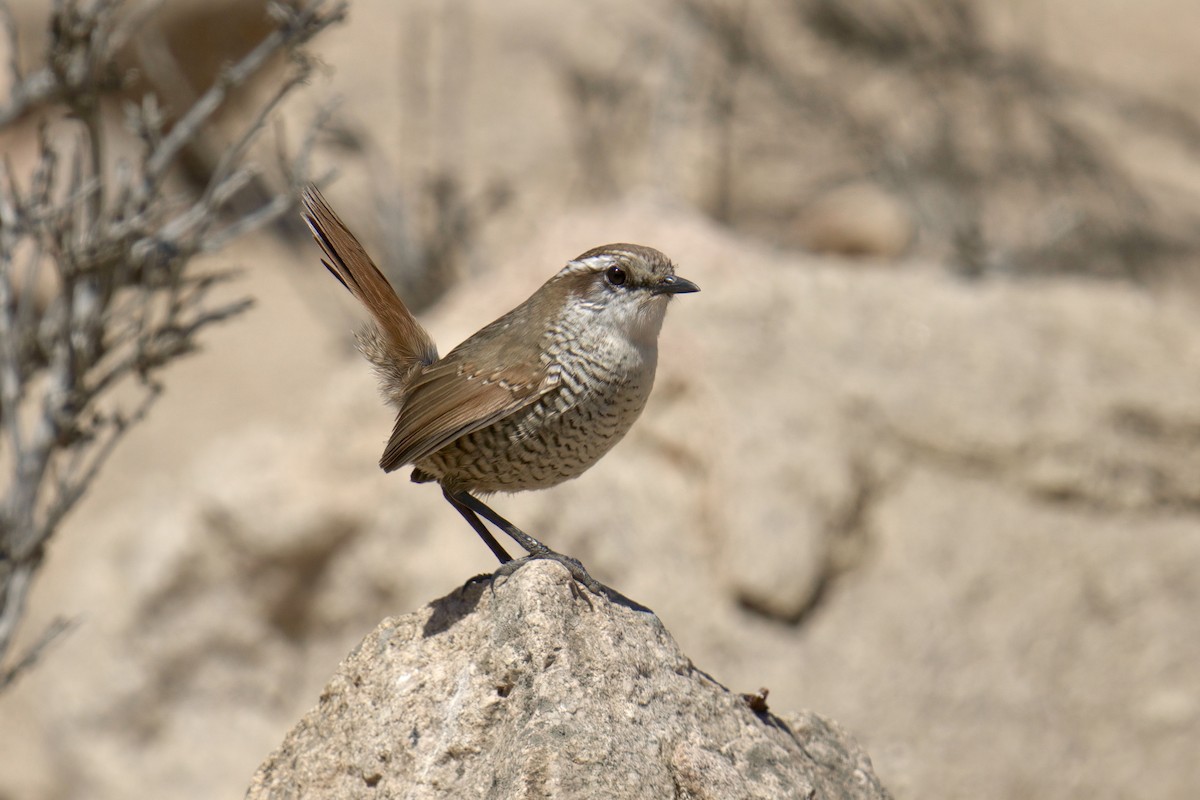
[
  {"left": 793, "top": 182, "right": 914, "bottom": 260},
  {"left": 246, "top": 560, "right": 890, "bottom": 800}
]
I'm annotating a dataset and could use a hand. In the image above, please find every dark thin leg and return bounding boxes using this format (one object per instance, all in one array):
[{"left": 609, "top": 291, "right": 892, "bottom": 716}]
[
  {"left": 452, "top": 492, "right": 552, "bottom": 555},
  {"left": 450, "top": 490, "right": 604, "bottom": 595},
  {"left": 443, "top": 488, "right": 513, "bottom": 564}
]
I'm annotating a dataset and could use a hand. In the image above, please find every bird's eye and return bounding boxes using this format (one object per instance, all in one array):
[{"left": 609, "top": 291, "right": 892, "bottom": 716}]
[{"left": 606, "top": 266, "right": 627, "bottom": 286}]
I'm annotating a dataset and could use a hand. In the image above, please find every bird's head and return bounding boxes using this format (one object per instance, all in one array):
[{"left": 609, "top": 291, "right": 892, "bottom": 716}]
[{"left": 552, "top": 244, "right": 699, "bottom": 344}]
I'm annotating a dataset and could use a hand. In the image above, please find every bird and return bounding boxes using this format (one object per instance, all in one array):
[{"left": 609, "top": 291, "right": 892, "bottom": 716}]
[{"left": 301, "top": 185, "right": 698, "bottom": 594}]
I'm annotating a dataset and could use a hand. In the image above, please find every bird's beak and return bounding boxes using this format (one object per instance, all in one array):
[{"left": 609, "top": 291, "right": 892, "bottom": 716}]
[{"left": 652, "top": 274, "right": 700, "bottom": 296}]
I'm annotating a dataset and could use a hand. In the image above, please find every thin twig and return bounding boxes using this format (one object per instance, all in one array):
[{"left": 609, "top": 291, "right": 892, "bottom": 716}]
[
  {"left": 0, "top": 616, "right": 77, "bottom": 691},
  {"left": 143, "top": 0, "right": 346, "bottom": 182}
]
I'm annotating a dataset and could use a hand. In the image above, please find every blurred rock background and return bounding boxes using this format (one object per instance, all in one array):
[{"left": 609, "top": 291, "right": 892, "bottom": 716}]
[{"left": 2, "top": 0, "right": 1199, "bottom": 798}]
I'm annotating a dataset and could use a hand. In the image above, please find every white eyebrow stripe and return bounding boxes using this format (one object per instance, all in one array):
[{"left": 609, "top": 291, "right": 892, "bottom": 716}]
[{"left": 557, "top": 253, "right": 618, "bottom": 277}]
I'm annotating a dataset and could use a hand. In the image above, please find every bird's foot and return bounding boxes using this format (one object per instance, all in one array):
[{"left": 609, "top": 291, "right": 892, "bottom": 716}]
[
  {"left": 492, "top": 549, "right": 605, "bottom": 600},
  {"left": 459, "top": 572, "right": 497, "bottom": 594}
]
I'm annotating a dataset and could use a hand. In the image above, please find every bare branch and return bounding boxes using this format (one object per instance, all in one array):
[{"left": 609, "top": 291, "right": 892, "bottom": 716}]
[
  {"left": 0, "top": 615, "right": 75, "bottom": 691},
  {"left": 143, "top": 0, "right": 346, "bottom": 183},
  {"left": 0, "top": 0, "right": 345, "bottom": 681}
]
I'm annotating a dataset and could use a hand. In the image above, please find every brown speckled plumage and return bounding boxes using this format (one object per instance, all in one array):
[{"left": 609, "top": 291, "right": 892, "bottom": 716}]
[{"left": 302, "top": 187, "right": 698, "bottom": 591}]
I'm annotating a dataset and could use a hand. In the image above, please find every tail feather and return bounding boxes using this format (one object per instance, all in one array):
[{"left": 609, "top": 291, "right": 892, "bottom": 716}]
[{"left": 301, "top": 186, "right": 438, "bottom": 400}]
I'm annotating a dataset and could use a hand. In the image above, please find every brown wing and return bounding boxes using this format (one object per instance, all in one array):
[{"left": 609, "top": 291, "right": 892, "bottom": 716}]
[
  {"left": 379, "top": 356, "right": 556, "bottom": 472},
  {"left": 379, "top": 250, "right": 573, "bottom": 473}
]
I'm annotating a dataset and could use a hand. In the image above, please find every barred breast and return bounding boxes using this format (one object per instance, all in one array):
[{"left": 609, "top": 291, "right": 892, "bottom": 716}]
[{"left": 413, "top": 316, "right": 658, "bottom": 494}]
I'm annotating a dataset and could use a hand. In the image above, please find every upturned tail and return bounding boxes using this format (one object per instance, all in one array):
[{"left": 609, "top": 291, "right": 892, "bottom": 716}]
[{"left": 301, "top": 185, "right": 438, "bottom": 403}]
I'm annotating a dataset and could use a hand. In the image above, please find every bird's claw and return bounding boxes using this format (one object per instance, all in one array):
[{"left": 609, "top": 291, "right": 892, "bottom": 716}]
[{"left": 489, "top": 551, "right": 604, "bottom": 603}]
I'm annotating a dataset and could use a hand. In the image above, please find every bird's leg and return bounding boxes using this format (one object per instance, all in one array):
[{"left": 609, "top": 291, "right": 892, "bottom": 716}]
[
  {"left": 450, "top": 490, "right": 604, "bottom": 596},
  {"left": 443, "top": 488, "right": 513, "bottom": 564},
  {"left": 452, "top": 491, "right": 550, "bottom": 556}
]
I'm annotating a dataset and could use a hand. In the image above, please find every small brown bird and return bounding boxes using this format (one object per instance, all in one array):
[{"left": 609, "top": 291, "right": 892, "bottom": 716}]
[{"left": 301, "top": 186, "right": 698, "bottom": 593}]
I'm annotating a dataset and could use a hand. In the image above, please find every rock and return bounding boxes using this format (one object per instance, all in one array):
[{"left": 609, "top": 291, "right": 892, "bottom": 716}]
[
  {"left": 246, "top": 560, "right": 890, "bottom": 800},
  {"left": 793, "top": 183, "right": 914, "bottom": 260}
]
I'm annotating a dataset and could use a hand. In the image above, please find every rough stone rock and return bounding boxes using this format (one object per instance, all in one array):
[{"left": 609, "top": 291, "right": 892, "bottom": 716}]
[{"left": 246, "top": 560, "right": 889, "bottom": 800}]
